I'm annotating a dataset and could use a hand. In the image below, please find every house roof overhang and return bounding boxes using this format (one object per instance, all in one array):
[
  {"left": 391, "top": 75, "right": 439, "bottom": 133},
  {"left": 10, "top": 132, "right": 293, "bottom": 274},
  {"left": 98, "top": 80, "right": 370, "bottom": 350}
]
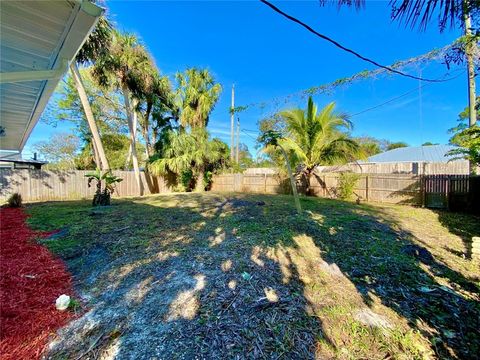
[{"left": 0, "top": 0, "right": 103, "bottom": 151}]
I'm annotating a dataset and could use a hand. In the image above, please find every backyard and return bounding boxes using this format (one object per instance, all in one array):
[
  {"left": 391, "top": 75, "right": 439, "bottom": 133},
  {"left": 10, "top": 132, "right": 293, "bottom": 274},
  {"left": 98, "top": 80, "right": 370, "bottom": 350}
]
[{"left": 17, "top": 193, "right": 480, "bottom": 359}]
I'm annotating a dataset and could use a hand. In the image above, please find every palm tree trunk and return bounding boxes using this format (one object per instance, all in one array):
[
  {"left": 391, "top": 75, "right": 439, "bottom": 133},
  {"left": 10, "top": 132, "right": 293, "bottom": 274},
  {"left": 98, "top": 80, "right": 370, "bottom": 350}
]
[
  {"left": 122, "top": 86, "right": 144, "bottom": 196},
  {"left": 142, "top": 102, "right": 154, "bottom": 158},
  {"left": 140, "top": 115, "right": 159, "bottom": 193},
  {"left": 124, "top": 120, "right": 137, "bottom": 169},
  {"left": 195, "top": 166, "right": 205, "bottom": 192},
  {"left": 152, "top": 128, "right": 158, "bottom": 151},
  {"left": 70, "top": 63, "right": 109, "bottom": 171},
  {"left": 306, "top": 169, "right": 313, "bottom": 196},
  {"left": 140, "top": 125, "right": 151, "bottom": 159},
  {"left": 464, "top": 9, "right": 477, "bottom": 174},
  {"left": 278, "top": 144, "right": 302, "bottom": 213},
  {"left": 92, "top": 139, "right": 101, "bottom": 170},
  {"left": 464, "top": 9, "right": 477, "bottom": 127},
  {"left": 124, "top": 147, "right": 132, "bottom": 170}
]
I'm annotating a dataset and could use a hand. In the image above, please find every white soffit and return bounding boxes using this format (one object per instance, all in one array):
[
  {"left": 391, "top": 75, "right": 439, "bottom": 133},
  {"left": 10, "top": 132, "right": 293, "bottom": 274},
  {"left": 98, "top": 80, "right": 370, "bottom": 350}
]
[{"left": 0, "top": 0, "right": 103, "bottom": 151}]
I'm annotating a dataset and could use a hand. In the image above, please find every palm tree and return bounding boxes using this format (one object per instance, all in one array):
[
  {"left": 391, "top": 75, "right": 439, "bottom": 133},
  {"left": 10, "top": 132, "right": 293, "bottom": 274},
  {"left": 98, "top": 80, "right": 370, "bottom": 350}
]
[
  {"left": 150, "top": 68, "right": 223, "bottom": 191},
  {"left": 93, "top": 31, "right": 154, "bottom": 196},
  {"left": 260, "top": 130, "right": 302, "bottom": 213},
  {"left": 70, "top": 16, "right": 112, "bottom": 171},
  {"left": 175, "top": 68, "right": 222, "bottom": 129},
  {"left": 136, "top": 72, "right": 172, "bottom": 159},
  {"left": 274, "top": 97, "right": 359, "bottom": 195},
  {"left": 149, "top": 128, "right": 228, "bottom": 192}
]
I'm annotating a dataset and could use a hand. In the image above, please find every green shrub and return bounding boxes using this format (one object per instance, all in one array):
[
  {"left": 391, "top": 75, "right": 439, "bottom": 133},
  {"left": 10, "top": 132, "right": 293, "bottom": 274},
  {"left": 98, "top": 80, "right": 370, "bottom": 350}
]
[
  {"left": 7, "top": 193, "right": 22, "bottom": 207},
  {"left": 337, "top": 172, "right": 360, "bottom": 200}
]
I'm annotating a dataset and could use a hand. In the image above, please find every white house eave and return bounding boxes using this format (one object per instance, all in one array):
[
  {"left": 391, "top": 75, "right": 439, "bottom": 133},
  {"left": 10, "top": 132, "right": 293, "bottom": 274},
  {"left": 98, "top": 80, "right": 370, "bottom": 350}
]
[
  {"left": 0, "top": 0, "right": 103, "bottom": 151},
  {"left": 0, "top": 59, "right": 69, "bottom": 83}
]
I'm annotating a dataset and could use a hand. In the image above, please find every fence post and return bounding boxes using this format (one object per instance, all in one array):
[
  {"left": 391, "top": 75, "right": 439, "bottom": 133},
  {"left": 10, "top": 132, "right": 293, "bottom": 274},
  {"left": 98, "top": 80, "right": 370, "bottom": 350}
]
[
  {"left": 421, "top": 175, "right": 426, "bottom": 207},
  {"left": 323, "top": 175, "right": 326, "bottom": 197},
  {"left": 365, "top": 175, "right": 369, "bottom": 202},
  {"left": 28, "top": 169, "right": 32, "bottom": 201},
  {"left": 264, "top": 174, "right": 267, "bottom": 193},
  {"left": 446, "top": 177, "right": 451, "bottom": 210}
]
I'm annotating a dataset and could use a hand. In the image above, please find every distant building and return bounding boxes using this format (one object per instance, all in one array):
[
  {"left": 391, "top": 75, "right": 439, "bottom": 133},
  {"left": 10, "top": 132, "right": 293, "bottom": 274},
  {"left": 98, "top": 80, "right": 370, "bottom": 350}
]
[
  {"left": 0, "top": 153, "right": 46, "bottom": 170},
  {"left": 367, "top": 145, "right": 461, "bottom": 163},
  {"left": 243, "top": 168, "right": 278, "bottom": 175},
  {"left": 314, "top": 145, "right": 469, "bottom": 175}
]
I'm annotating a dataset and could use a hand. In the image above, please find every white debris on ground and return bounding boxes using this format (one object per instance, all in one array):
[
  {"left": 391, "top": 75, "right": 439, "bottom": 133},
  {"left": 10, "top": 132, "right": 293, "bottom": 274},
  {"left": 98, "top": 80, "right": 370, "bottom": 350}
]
[
  {"left": 55, "top": 294, "right": 71, "bottom": 311},
  {"left": 354, "top": 308, "right": 393, "bottom": 329}
]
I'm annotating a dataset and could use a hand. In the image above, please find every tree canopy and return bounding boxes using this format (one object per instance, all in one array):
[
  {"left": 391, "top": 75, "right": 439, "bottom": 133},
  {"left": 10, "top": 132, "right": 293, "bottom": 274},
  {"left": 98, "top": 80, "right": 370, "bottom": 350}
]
[
  {"left": 175, "top": 68, "right": 222, "bottom": 129},
  {"left": 260, "top": 97, "right": 360, "bottom": 195}
]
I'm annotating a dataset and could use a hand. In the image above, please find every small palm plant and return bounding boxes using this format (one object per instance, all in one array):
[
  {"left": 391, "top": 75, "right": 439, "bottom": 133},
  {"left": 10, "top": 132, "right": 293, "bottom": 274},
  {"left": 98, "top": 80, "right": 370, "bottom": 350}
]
[
  {"left": 259, "top": 130, "right": 302, "bottom": 214},
  {"left": 85, "top": 169, "right": 123, "bottom": 206}
]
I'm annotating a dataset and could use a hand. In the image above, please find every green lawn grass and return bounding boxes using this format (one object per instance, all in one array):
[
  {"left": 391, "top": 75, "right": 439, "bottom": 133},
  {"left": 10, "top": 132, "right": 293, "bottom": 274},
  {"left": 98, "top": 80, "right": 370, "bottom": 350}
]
[{"left": 27, "top": 193, "right": 480, "bottom": 359}]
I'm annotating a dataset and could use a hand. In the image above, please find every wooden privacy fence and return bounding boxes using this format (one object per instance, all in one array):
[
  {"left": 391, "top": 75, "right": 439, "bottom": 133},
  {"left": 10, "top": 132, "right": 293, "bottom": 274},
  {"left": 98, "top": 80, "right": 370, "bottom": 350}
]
[
  {"left": 0, "top": 169, "right": 171, "bottom": 202},
  {"left": 211, "top": 173, "right": 479, "bottom": 212},
  {"left": 1, "top": 169, "right": 477, "bottom": 212},
  {"left": 212, "top": 173, "right": 422, "bottom": 205},
  {"left": 315, "top": 161, "right": 470, "bottom": 175}
]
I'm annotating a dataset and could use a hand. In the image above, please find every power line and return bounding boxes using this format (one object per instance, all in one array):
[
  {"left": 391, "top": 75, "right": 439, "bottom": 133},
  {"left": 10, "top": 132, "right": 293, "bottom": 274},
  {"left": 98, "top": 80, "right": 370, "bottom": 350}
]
[
  {"left": 260, "top": 0, "right": 449, "bottom": 83},
  {"left": 350, "top": 86, "right": 426, "bottom": 118},
  {"left": 241, "top": 71, "right": 464, "bottom": 141},
  {"left": 241, "top": 129, "right": 259, "bottom": 141},
  {"left": 350, "top": 69, "right": 465, "bottom": 117},
  {"left": 242, "top": 128, "right": 259, "bottom": 133}
]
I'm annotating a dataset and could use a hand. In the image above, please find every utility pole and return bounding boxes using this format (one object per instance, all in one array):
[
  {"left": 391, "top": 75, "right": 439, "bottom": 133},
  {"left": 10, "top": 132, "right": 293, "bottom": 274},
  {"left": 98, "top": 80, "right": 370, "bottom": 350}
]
[
  {"left": 236, "top": 116, "right": 240, "bottom": 163},
  {"left": 464, "top": 10, "right": 477, "bottom": 127},
  {"left": 230, "top": 84, "right": 235, "bottom": 162},
  {"left": 464, "top": 5, "right": 477, "bottom": 174}
]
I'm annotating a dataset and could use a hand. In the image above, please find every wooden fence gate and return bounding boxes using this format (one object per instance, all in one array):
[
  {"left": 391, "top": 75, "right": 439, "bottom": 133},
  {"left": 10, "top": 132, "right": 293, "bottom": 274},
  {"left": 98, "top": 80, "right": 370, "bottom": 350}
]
[{"left": 424, "top": 175, "right": 478, "bottom": 213}]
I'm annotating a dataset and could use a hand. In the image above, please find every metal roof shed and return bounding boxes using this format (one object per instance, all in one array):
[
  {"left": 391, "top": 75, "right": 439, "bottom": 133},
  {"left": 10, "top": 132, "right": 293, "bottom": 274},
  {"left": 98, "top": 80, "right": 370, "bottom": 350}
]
[
  {"left": 367, "top": 145, "right": 461, "bottom": 163},
  {"left": 0, "top": 0, "right": 103, "bottom": 152}
]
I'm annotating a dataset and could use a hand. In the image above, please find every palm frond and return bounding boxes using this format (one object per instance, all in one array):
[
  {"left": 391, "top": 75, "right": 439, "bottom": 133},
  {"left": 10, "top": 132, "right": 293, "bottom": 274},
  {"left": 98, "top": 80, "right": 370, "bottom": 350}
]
[
  {"left": 390, "top": 0, "right": 463, "bottom": 31},
  {"left": 273, "top": 96, "right": 358, "bottom": 170}
]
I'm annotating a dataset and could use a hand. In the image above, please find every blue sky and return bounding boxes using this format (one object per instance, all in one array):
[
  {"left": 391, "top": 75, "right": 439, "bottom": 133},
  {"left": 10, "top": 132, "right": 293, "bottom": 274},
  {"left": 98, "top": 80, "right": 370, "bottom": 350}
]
[{"left": 25, "top": 0, "right": 467, "bottom": 158}]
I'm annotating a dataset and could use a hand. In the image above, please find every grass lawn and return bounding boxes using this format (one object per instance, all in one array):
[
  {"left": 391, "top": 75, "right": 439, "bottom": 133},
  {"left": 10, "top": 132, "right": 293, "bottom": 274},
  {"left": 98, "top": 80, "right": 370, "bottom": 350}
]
[{"left": 27, "top": 193, "right": 479, "bottom": 359}]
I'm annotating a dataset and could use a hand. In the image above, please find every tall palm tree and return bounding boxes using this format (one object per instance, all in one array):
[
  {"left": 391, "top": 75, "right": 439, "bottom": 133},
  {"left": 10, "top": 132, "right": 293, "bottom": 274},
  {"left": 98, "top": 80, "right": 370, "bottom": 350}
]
[
  {"left": 136, "top": 72, "right": 172, "bottom": 158},
  {"left": 175, "top": 68, "right": 222, "bottom": 129},
  {"left": 93, "top": 31, "right": 153, "bottom": 195},
  {"left": 274, "top": 97, "right": 359, "bottom": 195},
  {"left": 71, "top": 16, "right": 112, "bottom": 170}
]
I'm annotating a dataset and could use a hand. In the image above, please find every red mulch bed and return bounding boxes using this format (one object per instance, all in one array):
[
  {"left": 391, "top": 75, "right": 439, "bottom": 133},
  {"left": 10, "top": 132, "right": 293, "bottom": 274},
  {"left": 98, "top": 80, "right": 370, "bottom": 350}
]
[{"left": 0, "top": 207, "right": 75, "bottom": 360}]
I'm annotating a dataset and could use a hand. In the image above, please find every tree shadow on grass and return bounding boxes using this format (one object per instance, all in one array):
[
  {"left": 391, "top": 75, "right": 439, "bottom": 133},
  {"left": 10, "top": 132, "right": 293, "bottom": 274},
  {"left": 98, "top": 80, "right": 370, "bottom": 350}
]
[
  {"left": 36, "top": 195, "right": 328, "bottom": 359},
  {"left": 29, "top": 193, "right": 480, "bottom": 359},
  {"left": 298, "top": 199, "right": 480, "bottom": 359},
  {"left": 434, "top": 209, "right": 480, "bottom": 260}
]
